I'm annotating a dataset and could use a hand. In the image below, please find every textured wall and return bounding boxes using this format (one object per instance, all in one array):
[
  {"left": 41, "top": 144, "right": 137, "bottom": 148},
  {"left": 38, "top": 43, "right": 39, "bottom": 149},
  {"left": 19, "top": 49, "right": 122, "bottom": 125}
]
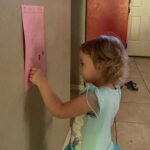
[{"left": 0, "top": 0, "right": 70, "bottom": 150}]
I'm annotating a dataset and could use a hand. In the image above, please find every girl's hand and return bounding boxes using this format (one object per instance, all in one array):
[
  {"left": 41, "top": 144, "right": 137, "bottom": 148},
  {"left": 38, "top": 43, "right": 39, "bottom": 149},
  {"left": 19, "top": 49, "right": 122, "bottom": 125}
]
[{"left": 29, "top": 68, "right": 46, "bottom": 87}]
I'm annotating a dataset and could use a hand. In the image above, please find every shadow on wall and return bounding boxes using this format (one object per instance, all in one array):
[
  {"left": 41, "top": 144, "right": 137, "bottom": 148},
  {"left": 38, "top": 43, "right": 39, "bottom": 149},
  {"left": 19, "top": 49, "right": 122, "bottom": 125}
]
[{"left": 24, "top": 86, "right": 46, "bottom": 150}]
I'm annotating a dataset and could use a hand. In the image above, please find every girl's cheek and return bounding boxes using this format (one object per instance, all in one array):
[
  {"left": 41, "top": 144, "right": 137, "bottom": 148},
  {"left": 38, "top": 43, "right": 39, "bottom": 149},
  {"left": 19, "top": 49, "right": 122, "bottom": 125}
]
[
  {"left": 81, "top": 70, "right": 86, "bottom": 79},
  {"left": 80, "top": 66, "right": 84, "bottom": 74}
]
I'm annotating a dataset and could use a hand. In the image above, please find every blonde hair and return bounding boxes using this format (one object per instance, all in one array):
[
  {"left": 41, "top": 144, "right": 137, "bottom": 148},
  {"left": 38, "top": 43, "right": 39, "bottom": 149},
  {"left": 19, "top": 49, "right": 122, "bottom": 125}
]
[{"left": 80, "top": 35, "right": 128, "bottom": 85}]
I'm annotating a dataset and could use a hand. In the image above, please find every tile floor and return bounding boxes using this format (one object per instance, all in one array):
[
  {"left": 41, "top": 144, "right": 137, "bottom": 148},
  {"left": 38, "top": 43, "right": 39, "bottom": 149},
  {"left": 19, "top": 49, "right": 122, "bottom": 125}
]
[
  {"left": 114, "top": 57, "right": 150, "bottom": 150},
  {"left": 70, "top": 57, "right": 150, "bottom": 150}
]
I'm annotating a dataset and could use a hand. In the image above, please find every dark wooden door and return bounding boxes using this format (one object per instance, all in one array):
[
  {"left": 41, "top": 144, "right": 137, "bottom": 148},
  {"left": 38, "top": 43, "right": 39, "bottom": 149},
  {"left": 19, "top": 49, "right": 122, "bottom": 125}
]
[{"left": 86, "top": 0, "right": 129, "bottom": 46}]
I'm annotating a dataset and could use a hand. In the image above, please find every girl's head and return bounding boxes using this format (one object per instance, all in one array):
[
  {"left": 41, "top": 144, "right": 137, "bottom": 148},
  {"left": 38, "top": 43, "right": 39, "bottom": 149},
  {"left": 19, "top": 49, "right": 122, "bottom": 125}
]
[{"left": 80, "top": 35, "right": 128, "bottom": 86}]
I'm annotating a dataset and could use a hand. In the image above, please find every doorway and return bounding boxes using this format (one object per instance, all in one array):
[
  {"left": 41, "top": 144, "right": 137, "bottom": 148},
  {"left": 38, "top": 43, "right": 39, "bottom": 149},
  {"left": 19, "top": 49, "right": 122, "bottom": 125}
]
[{"left": 127, "top": 0, "right": 150, "bottom": 56}]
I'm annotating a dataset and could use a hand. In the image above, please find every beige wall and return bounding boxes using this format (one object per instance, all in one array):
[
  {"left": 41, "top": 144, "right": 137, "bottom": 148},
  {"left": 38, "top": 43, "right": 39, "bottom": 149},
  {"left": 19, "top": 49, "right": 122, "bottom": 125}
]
[
  {"left": 71, "top": 0, "right": 86, "bottom": 88},
  {"left": 0, "top": 0, "right": 70, "bottom": 150}
]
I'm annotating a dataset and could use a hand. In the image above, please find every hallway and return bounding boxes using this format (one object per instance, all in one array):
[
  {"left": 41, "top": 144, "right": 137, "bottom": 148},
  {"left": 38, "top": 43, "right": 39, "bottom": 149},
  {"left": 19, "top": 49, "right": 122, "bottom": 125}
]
[{"left": 114, "top": 57, "right": 150, "bottom": 149}]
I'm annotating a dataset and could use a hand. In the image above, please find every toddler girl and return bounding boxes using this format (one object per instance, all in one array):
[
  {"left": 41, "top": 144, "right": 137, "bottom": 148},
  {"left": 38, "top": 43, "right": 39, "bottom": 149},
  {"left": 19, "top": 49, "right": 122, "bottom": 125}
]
[{"left": 29, "top": 35, "right": 128, "bottom": 150}]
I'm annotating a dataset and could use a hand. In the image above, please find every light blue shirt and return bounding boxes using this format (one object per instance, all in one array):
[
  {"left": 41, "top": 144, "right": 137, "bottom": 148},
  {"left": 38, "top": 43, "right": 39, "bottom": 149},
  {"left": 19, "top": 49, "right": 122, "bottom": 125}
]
[{"left": 80, "top": 84, "right": 121, "bottom": 150}]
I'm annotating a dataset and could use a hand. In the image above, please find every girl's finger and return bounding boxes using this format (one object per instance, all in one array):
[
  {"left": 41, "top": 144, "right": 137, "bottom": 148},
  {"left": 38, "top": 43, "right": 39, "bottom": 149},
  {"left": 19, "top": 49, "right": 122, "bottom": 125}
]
[
  {"left": 29, "top": 73, "right": 34, "bottom": 77},
  {"left": 30, "top": 68, "right": 39, "bottom": 71},
  {"left": 29, "top": 75, "right": 33, "bottom": 79},
  {"left": 29, "top": 78, "right": 33, "bottom": 82},
  {"left": 30, "top": 69, "right": 38, "bottom": 74},
  {"left": 29, "top": 71, "right": 36, "bottom": 74}
]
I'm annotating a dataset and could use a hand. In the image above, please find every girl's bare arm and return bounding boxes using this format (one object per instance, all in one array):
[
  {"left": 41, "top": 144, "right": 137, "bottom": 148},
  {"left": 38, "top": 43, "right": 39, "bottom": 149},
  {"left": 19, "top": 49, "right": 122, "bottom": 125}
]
[{"left": 29, "top": 68, "right": 96, "bottom": 118}]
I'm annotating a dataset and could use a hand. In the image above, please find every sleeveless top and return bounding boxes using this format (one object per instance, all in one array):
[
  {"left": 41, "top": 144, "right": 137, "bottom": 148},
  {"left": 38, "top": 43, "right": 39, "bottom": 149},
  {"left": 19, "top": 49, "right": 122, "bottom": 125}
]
[{"left": 69, "top": 83, "right": 121, "bottom": 150}]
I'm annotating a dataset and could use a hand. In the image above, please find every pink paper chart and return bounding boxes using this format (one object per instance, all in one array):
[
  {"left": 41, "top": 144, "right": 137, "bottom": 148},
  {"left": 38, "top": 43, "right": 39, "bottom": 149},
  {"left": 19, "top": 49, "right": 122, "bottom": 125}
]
[{"left": 21, "top": 5, "right": 46, "bottom": 90}]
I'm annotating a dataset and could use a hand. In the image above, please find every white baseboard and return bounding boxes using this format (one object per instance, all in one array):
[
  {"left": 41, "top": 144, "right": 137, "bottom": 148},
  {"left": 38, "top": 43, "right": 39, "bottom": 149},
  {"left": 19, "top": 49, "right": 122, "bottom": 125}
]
[
  {"left": 62, "top": 128, "right": 71, "bottom": 150},
  {"left": 71, "top": 84, "right": 84, "bottom": 91}
]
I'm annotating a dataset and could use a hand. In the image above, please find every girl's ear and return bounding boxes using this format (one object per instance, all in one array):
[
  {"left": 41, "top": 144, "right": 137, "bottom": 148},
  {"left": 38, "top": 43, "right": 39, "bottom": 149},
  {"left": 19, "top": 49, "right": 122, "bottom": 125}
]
[
  {"left": 96, "top": 61, "right": 105, "bottom": 70},
  {"left": 96, "top": 63, "right": 101, "bottom": 70}
]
